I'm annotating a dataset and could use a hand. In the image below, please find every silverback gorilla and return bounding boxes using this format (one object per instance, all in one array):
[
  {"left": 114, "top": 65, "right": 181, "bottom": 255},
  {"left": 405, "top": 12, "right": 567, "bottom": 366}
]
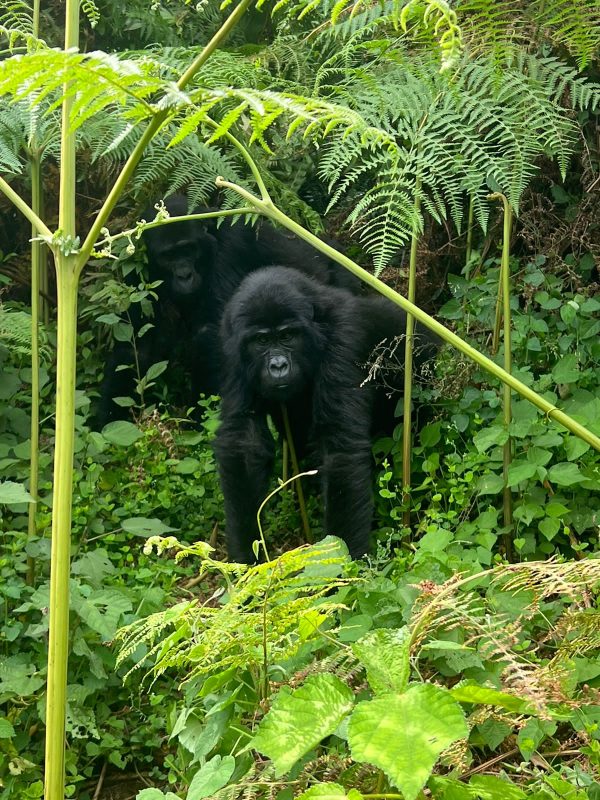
[
  {"left": 97, "top": 195, "right": 361, "bottom": 426},
  {"left": 215, "top": 266, "right": 438, "bottom": 563}
]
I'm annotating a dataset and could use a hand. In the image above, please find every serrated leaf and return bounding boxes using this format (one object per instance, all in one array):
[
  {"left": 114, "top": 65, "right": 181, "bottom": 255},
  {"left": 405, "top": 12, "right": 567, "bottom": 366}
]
[
  {"left": 187, "top": 755, "right": 235, "bottom": 800},
  {"left": 297, "top": 785, "right": 363, "bottom": 800},
  {"left": 252, "top": 674, "right": 354, "bottom": 776},
  {"left": 352, "top": 628, "right": 410, "bottom": 694},
  {"left": 348, "top": 684, "right": 467, "bottom": 800}
]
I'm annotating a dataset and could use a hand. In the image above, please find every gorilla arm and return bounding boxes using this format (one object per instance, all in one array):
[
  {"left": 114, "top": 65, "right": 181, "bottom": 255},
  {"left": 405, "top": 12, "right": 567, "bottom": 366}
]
[{"left": 215, "top": 411, "right": 275, "bottom": 564}]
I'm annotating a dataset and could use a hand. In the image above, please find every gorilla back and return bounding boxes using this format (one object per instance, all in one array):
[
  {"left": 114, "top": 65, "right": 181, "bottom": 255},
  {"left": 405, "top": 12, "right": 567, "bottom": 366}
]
[{"left": 216, "top": 266, "right": 437, "bottom": 563}]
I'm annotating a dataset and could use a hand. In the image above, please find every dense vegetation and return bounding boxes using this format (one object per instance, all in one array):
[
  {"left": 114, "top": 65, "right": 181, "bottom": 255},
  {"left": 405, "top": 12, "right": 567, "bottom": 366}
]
[{"left": 0, "top": 1, "right": 599, "bottom": 799}]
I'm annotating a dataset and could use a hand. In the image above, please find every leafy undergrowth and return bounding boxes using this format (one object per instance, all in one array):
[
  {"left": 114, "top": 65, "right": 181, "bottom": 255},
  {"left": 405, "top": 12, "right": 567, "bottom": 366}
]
[
  {"left": 1, "top": 257, "right": 599, "bottom": 799},
  {"left": 116, "top": 537, "right": 600, "bottom": 800}
]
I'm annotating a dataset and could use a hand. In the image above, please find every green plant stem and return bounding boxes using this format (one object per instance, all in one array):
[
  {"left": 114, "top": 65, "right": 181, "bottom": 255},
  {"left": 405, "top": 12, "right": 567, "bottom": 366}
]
[
  {"left": 363, "top": 795, "right": 404, "bottom": 799},
  {"left": 44, "top": 0, "right": 79, "bottom": 793},
  {"left": 256, "top": 471, "right": 318, "bottom": 562},
  {"left": 281, "top": 404, "right": 312, "bottom": 544},
  {"left": 490, "top": 193, "right": 514, "bottom": 550},
  {"left": 402, "top": 189, "right": 421, "bottom": 527},
  {"left": 26, "top": 156, "right": 43, "bottom": 586},
  {"left": 215, "top": 177, "right": 600, "bottom": 452},
  {"left": 44, "top": 261, "right": 78, "bottom": 800},
  {"left": 77, "top": 0, "right": 253, "bottom": 270},
  {"left": 465, "top": 194, "right": 474, "bottom": 277}
]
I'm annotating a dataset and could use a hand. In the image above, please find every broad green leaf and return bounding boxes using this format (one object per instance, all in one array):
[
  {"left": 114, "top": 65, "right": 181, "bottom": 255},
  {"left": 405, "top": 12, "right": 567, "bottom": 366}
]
[
  {"left": 187, "top": 755, "right": 235, "bottom": 800},
  {"left": 145, "top": 360, "right": 169, "bottom": 382},
  {"left": 348, "top": 684, "right": 467, "bottom": 800},
  {"left": 473, "top": 426, "right": 508, "bottom": 453},
  {"left": 113, "top": 321, "right": 134, "bottom": 342},
  {"left": 0, "top": 480, "right": 34, "bottom": 504},
  {"left": 0, "top": 717, "right": 15, "bottom": 738},
  {"left": 102, "top": 420, "right": 144, "bottom": 446},
  {"left": 525, "top": 446, "right": 552, "bottom": 467},
  {"left": 352, "top": 628, "right": 410, "bottom": 694},
  {"left": 506, "top": 461, "right": 537, "bottom": 487},
  {"left": 538, "top": 517, "right": 560, "bottom": 540},
  {"left": 136, "top": 790, "right": 179, "bottom": 800},
  {"left": 546, "top": 501, "right": 569, "bottom": 518},
  {"left": 420, "top": 640, "right": 474, "bottom": 652},
  {"left": 297, "top": 784, "right": 363, "bottom": 800},
  {"left": 547, "top": 462, "right": 585, "bottom": 486},
  {"left": 252, "top": 674, "right": 354, "bottom": 776},
  {"left": 450, "top": 683, "right": 533, "bottom": 713},
  {"left": 563, "top": 436, "right": 590, "bottom": 461},
  {"left": 476, "top": 473, "right": 504, "bottom": 495},
  {"left": 121, "top": 517, "right": 177, "bottom": 536},
  {"left": 420, "top": 421, "right": 441, "bottom": 448},
  {"left": 516, "top": 718, "right": 556, "bottom": 761},
  {"left": 175, "top": 457, "right": 201, "bottom": 475},
  {"left": 551, "top": 354, "right": 580, "bottom": 384},
  {"left": 73, "top": 590, "right": 132, "bottom": 639},
  {"left": 469, "top": 775, "right": 526, "bottom": 798}
]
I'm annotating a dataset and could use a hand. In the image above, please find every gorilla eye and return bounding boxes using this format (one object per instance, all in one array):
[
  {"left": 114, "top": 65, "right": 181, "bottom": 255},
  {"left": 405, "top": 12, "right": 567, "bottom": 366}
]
[{"left": 254, "top": 332, "right": 270, "bottom": 346}]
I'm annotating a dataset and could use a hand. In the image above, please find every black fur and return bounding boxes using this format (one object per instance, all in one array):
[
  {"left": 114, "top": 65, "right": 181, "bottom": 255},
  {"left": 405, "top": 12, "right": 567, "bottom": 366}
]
[
  {"left": 215, "top": 266, "right": 437, "bottom": 563},
  {"left": 96, "top": 195, "right": 361, "bottom": 426}
]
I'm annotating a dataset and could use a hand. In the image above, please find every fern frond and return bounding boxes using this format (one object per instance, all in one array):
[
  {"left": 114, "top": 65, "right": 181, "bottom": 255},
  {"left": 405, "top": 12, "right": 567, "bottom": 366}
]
[
  {"left": 0, "top": 306, "right": 32, "bottom": 356},
  {"left": 455, "top": 0, "right": 528, "bottom": 55},
  {"left": 0, "top": 1, "right": 33, "bottom": 35},
  {"left": 529, "top": 0, "right": 600, "bottom": 71},
  {"left": 115, "top": 538, "right": 356, "bottom": 683},
  {"left": 0, "top": 49, "right": 165, "bottom": 128},
  {"left": 81, "top": 0, "right": 100, "bottom": 29}
]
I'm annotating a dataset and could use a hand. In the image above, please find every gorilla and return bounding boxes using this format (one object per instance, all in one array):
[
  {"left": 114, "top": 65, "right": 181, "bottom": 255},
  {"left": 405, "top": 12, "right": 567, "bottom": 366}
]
[
  {"left": 215, "top": 266, "right": 438, "bottom": 563},
  {"left": 96, "top": 195, "right": 361, "bottom": 426}
]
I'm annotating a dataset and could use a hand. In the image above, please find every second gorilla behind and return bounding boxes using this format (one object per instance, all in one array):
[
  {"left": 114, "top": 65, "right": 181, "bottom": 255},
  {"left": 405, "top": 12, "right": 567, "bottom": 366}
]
[{"left": 97, "top": 195, "right": 360, "bottom": 426}]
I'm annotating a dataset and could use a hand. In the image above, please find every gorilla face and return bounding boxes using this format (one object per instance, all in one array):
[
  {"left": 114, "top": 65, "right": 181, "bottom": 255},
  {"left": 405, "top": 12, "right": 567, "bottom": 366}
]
[
  {"left": 230, "top": 272, "right": 323, "bottom": 403},
  {"left": 143, "top": 198, "right": 217, "bottom": 300},
  {"left": 244, "top": 322, "right": 307, "bottom": 401}
]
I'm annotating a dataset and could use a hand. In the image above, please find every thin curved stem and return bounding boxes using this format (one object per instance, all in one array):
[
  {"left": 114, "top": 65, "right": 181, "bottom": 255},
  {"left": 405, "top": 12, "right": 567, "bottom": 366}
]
[
  {"left": 256, "top": 470, "right": 318, "bottom": 562},
  {"left": 215, "top": 177, "right": 600, "bottom": 453}
]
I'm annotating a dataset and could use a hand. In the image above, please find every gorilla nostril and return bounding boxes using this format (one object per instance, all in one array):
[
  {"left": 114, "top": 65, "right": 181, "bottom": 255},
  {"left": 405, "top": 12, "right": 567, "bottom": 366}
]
[
  {"left": 269, "top": 355, "right": 290, "bottom": 377},
  {"left": 178, "top": 269, "right": 193, "bottom": 281}
]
